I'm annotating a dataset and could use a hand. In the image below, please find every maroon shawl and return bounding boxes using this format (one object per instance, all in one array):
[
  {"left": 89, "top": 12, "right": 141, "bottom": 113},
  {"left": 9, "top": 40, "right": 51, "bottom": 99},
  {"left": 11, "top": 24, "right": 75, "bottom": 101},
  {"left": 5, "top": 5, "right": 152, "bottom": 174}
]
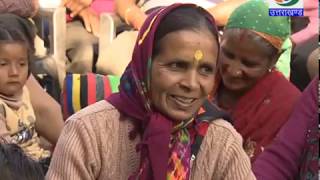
[{"left": 232, "top": 70, "right": 301, "bottom": 160}]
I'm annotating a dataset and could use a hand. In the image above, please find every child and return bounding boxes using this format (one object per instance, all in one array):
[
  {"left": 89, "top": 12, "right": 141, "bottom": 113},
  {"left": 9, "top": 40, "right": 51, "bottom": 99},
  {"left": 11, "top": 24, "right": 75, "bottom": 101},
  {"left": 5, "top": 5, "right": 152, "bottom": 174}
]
[
  {"left": 0, "top": 141, "right": 44, "bottom": 180},
  {"left": 0, "top": 26, "right": 50, "bottom": 164}
]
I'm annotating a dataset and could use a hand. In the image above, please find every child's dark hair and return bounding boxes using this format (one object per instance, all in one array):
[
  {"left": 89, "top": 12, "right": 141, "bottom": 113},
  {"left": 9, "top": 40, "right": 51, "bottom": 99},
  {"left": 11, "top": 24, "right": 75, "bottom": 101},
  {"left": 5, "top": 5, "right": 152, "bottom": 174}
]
[
  {"left": 0, "top": 143, "right": 44, "bottom": 180},
  {"left": 0, "top": 25, "right": 32, "bottom": 76}
]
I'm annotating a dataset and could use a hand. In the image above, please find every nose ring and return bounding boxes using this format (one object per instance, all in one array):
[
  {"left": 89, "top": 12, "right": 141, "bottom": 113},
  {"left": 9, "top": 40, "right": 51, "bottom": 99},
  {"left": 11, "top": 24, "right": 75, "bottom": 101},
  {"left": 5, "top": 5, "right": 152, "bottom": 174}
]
[{"left": 235, "top": 71, "right": 241, "bottom": 76}]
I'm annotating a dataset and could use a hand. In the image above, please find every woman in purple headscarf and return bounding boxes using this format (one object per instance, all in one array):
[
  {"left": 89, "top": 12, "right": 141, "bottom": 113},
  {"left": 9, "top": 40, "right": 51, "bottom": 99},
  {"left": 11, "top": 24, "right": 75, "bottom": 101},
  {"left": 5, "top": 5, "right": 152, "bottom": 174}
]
[{"left": 46, "top": 4, "right": 255, "bottom": 180}]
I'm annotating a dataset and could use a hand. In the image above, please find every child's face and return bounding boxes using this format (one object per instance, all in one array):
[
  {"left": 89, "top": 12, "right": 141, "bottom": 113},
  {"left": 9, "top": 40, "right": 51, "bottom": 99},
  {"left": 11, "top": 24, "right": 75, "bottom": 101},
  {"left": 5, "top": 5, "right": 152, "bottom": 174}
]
[{"left": 0, "top": 43, "right": 29, "bottom": 97}]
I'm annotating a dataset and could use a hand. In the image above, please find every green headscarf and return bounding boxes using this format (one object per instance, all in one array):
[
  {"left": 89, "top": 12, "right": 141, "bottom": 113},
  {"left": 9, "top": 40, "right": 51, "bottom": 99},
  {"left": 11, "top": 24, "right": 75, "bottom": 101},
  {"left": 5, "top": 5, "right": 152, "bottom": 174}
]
[
  {"left": 226, "top": 0, "right": 290, "bottom": 40},
  {"left": 225, "top": 0, "right": 292, "bottom": 78}
]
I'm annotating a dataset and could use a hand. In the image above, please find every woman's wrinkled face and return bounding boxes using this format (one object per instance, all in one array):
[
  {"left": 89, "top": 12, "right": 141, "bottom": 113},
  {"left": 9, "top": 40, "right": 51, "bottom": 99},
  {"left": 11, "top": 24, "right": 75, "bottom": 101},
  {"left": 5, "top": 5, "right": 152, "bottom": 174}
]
[
  {"left": 150, "top": 30, "right": 218, "bottom": 122},
  {"left": 0, "top": 43, "right": 29, "bottom": 97},
  {"left": 219, "top": 31, "right": 276, "bottom": 93}
]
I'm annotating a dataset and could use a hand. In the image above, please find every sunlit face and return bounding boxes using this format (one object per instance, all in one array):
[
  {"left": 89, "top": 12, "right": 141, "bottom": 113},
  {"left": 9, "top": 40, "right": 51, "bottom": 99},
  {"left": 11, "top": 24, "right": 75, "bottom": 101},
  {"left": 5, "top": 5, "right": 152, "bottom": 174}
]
[
  {"left": 150, "top": 30, "right": 218, "bottom": 122},
  {"left": 219, "top": 31, "right": 276, "bottom": 93},
  {"left": 0, "top": 43, "right": 29, "bottom": 97}
]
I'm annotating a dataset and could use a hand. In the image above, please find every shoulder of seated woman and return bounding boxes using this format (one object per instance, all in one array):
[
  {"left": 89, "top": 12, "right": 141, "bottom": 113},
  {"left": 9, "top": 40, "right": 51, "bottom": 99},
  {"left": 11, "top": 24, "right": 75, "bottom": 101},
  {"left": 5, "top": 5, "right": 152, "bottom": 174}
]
[
  {"left": 207, "top": 119, "right": 243, "bottom": 143},
  {"left": 66, "top": 100, "right": 122, "bottom": 124}
]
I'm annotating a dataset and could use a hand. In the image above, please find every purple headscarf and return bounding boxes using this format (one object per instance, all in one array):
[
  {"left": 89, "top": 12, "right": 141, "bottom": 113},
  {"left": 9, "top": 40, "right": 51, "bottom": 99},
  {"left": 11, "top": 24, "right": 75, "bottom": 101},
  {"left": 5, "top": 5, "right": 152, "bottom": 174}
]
[{"left": 107, "top": 3, "right": 219, "bottom": 179}]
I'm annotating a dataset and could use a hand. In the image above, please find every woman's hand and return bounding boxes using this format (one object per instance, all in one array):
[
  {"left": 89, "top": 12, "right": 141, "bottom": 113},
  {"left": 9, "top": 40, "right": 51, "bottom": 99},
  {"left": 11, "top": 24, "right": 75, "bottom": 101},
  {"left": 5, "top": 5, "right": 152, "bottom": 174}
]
[
  {"left": 132, "top": 12, "right": 147, "bottom": 30},
  {"left": 63, "top": 0, "right": 93, "bottom": 17},
  {"left": 124, "top": 5, "right": 147, "bottom": 30},
  {"left": 78, "top": 7, "right": 100, "bottom": 37}
]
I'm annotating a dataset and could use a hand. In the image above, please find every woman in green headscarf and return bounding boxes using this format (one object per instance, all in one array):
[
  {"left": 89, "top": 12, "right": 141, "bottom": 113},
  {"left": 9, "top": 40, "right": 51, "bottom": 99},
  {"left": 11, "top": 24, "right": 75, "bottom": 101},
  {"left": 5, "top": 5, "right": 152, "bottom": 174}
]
[{"left": 214, "top": 0, "right": 301, "bottom": 161}]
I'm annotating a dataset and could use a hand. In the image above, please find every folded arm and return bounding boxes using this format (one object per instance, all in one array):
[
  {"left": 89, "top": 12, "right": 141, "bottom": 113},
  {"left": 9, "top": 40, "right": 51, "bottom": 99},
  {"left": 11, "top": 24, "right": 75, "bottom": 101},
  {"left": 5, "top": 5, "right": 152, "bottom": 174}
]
[
  {"left": 46, "top": 118, "right": 99, "bottom": 179},
  {"left": 27, "top": 75, "right": 64, "bottom": 145}
]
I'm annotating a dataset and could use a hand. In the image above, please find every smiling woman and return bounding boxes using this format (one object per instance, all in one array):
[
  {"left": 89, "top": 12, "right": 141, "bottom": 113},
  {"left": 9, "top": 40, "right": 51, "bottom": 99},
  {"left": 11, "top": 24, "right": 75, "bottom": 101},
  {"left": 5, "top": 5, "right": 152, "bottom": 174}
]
[
  {"left": 214, "top": 0, "right": 301, "bottom": 161},
  {"left": 47, "top": 4, "right": 255, "bottom": 180},
  {"left": 150, "top": 29, "right": 218, "bottom": 123}
]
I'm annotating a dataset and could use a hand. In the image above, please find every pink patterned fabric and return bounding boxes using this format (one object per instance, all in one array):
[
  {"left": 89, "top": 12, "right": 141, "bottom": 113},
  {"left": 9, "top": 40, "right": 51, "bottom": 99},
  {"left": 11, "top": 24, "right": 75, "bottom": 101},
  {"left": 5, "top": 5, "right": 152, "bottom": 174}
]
[
  {"left": 291, "top": 0, "right": 319, "bottom": 45},
  {"left": 67, "top": 0, "right": 114, "bottom": 22},
  {"left": 90, "top": 0, "right": 114, "bottom": 14}
]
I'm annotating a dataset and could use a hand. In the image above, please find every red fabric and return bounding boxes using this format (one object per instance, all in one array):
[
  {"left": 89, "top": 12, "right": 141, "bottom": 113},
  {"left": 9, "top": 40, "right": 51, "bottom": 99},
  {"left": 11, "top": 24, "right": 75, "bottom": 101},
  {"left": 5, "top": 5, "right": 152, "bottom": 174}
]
[
  {"left": 62, "top": 79, "right": 69, "bottom": 119},
  {"left": 87, "top": 73, "right": 96, "bottom": 105},
  {"left": 103, "top": 75, "right": 112, "bottom": 98},
  {"left": 197, "top": 122, "right": 209, "bottom": 136},
  {"left": 232, "top": 70, "right": 301, "bottom": 161}
]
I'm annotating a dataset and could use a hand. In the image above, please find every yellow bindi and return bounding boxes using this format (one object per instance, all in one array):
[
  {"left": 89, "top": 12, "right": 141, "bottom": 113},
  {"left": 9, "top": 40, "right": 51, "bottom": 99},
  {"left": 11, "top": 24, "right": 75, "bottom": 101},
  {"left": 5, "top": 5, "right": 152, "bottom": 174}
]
[{"left": 194, "top": 50, "right": 203, "bottom": 63}]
